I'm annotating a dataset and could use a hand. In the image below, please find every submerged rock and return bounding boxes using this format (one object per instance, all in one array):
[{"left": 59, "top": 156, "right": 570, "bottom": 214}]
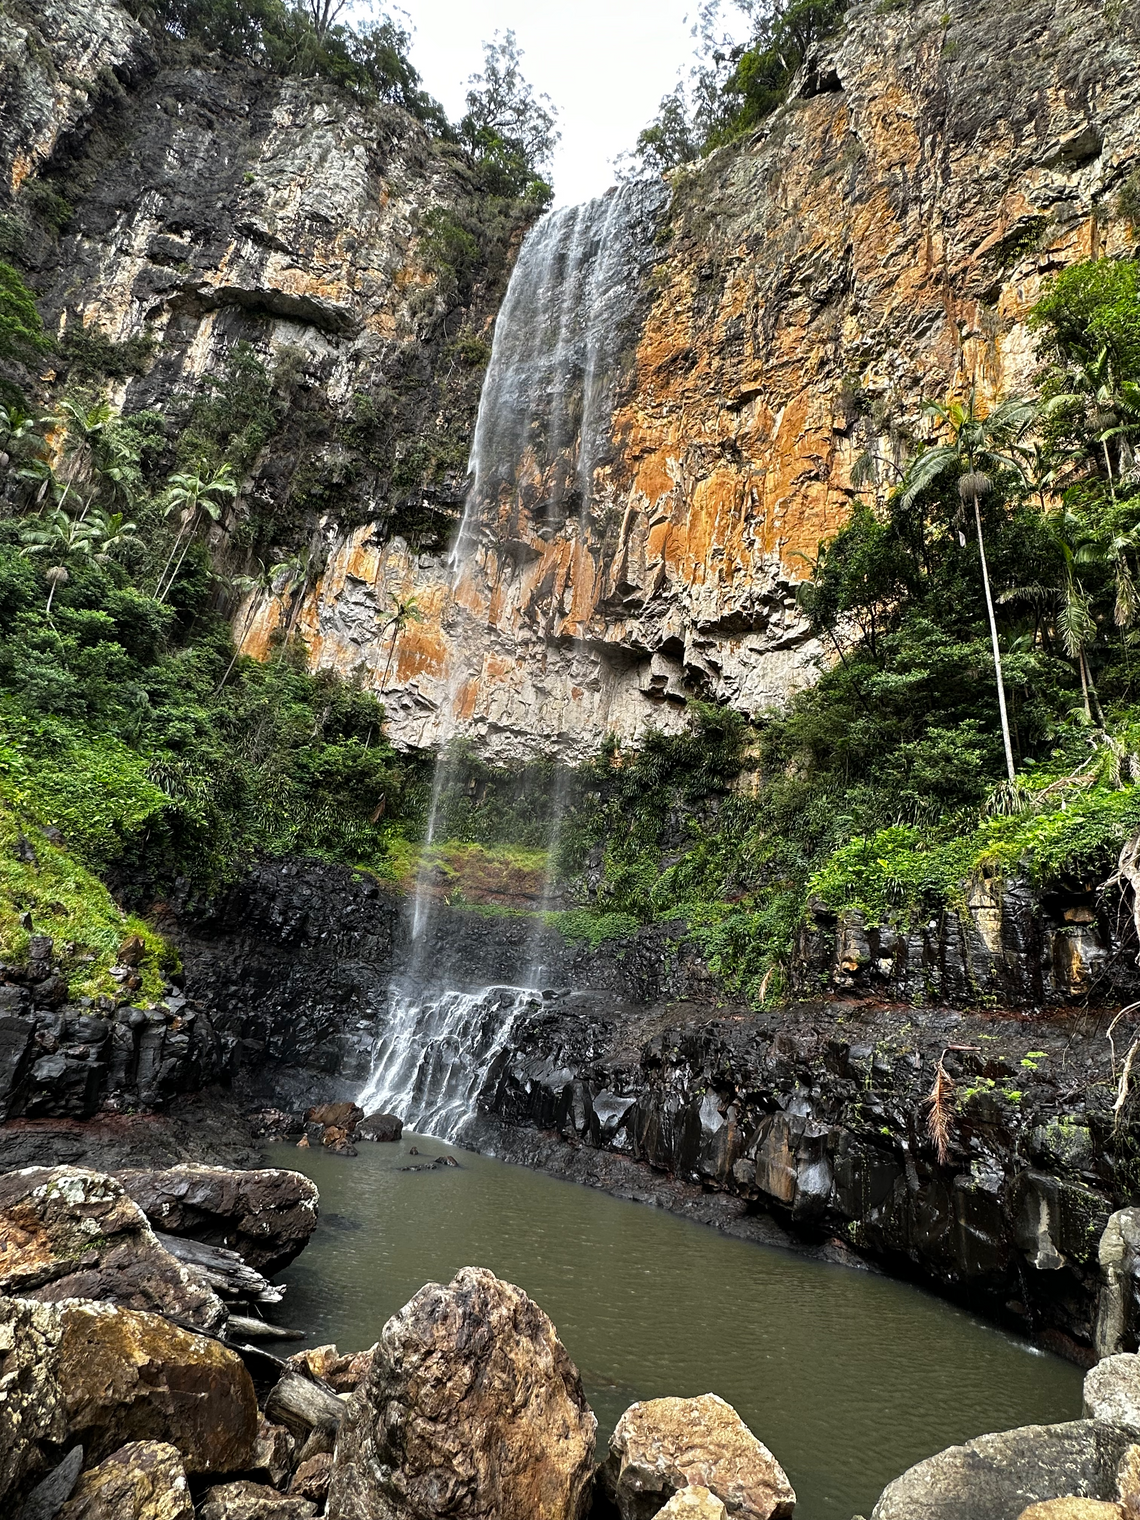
[
  {"left": 0, "top": 1167, "right": 225, "bottom": 1331},
  {"left": 56, "top": 1440, "right": 192, "bottom": 1520},
  {"left": 603, "top": 1393, "right": 795, "bottom": 1520},
  {"left": 329, "top": 1265, "right": 596, "bottom": 1520},
  {"left": 114, "top": 1164, "right": 319, "bottom": 1274}
]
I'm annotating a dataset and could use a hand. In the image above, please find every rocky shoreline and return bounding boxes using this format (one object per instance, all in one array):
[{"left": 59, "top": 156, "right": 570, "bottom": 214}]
[{"left": 4, "top": 1159, "right": 1140, "bottom": 1520}]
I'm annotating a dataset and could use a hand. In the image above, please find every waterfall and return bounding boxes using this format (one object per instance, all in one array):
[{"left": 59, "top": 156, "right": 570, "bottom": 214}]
[
  {"left": 360, "top": 181, "right": 665, "bottom": 1137},
  {"left": 357, "top": 985, "right": 537, "bottom": 1142}
]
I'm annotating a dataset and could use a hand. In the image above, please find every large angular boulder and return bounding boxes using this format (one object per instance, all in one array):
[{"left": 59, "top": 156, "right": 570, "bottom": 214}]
[
  {"left": 0, "top": 1167, "right": 225, "bottom": 1331},
  {"left": 329, "top": 1266, "right": 596, "bottom": 1520},
  {"left": 870, "top": 1420, "right": 1139, "bottom": 1520},
  {"left": 1084, "top": 1357, "right": 1140, "bottom": 1429},
  {"left": 57, "top": 1299, "right": 258, "bottom": 1469},
  {"left": 603, "top": 1394, "right": 795, "bottom": 1520},
  {"left": 0, "top": 1292, "right": 257, "bottom": 1504},
  {"left": 56, "top": 1440, "right": 193, "bottom": 1520},
  {"left": 115, "top": 1165, "right": 319, "bottom": 1274}
]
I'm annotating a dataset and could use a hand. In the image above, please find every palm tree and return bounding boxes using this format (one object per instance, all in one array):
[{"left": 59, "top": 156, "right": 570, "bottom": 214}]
[
  {"left": 380, "top": 594, "right": 424, "bottom": 690},
  {"left": 1002, "top": 509, "right": 1104, "bottom": 724},
  {"left": 154, "top": 464, "right": 238, "bottom": 601},
  {"left": 90, "top": 509, "right": 140, "bottom": 564},
  {"left": 20, "top": 504, "right": 105, "bottom": 612},
  {"left": 899, "top": 392, "right": 1036, "bottom": 783}
]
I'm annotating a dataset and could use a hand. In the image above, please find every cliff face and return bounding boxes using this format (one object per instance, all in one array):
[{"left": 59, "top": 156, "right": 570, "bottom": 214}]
[
  {"left": 1, "top": 0, "right": 528, "bottom": 553},
  {"left": 6, "top": 0, "right": 1140, "bottom": 761},
  {"left": 240, "top": 0, "right": 1140, "bottom": 759}
]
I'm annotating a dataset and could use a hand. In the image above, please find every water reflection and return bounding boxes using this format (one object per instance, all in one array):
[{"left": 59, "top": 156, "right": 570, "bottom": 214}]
[{"left": 270, "top": 1137, "right": 1080, "bottom": 1520}]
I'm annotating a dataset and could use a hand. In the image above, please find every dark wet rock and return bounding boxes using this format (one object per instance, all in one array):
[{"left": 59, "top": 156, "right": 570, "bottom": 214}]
[
  {"left": 114, "top": 1164, "right": 318, "bottom": 1275},
  {"left": 603, "top": 1394, "right": 795, "bottom": 1520},
  {"left": 55, "top": 1440, "right": 191, "bottom": 1520},
  {"left": 0, "top": 1167, "right": 226, "bottom": 1332},
  {"left": 14, "top": 1443, "right": 83, "bottom": 1520},
  {"left": 870, "top": 1420, "right": 1139, "bottom": 1520},
  {"left": 252, "top": 1418, "right": 296, "bottom": 1491},
  {"left": 329, "top": 1266, "right": 596, "bottom": 1520},
  {"left": 0, "top": 1092, "right": 261, "bottom": 1172},
  {"left": 471, "top": 995, "right": 1140, "bottom": 1360},
  {"left": 288, "top": 1453, "right": 330, "bottom": 1507},
  {"left": 357, "top": 1111, "right": 402, "bottom": 1142},
  {"left": 198, "top": 1481, "right": 315, "bottom": 1520}
]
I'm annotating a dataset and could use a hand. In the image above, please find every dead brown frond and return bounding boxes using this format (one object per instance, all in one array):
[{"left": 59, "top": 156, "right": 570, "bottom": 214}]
[
  {"left": 923, "top": 1045, "right": 981, "bottom": 1165},
  {"left": 925, "top": 1057, "right": 954, "bottom": 1166}
]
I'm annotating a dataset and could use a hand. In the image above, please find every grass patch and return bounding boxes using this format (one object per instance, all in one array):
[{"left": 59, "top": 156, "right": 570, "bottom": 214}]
[{"left": 0, "top": 803, "right": 171, "bottom": 1001}]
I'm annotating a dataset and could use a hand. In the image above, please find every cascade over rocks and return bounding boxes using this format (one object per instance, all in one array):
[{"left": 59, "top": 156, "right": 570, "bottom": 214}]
[
  {"left": 603, "top": 1394, "right": 795, "bottom": 1520},
  {"left": 329, "top": 1266, "right": 596, "bottom": 1520},
  {"left": 113, "top": 1164, "right": 319, "bottom": 1274},
  {"left": 0, "top": 1167, "right": 226, "bottom": 1332}
]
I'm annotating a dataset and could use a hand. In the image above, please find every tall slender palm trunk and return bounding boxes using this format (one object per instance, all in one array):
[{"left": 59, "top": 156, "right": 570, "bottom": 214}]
[{"left": 974, "top": 494, "right": 1016, "bottom": 784}]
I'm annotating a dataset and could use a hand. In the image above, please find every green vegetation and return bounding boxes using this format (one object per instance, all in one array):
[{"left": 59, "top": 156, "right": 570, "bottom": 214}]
[
  {"left": 530, "top": 257, "right": 1140, "bottom": 1000},
  {"left": 457, "top": 32, "right": 558, "bottom": 206},
  {"left": 122, "top": 0, "right": 558, "bottom": 201},
  {"left": 632, "top": 0, "right": 852, "bottom": 171},
  {"left": 0, "top": 370, "right": 423, "bottom": 984}
]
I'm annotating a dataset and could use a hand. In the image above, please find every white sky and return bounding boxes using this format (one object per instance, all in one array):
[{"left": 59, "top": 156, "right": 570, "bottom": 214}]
[{"left": 396, "top": 0, "right": 703, "bottom": 206}]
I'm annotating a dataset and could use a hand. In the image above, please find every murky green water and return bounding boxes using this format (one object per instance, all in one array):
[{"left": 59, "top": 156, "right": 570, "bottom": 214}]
[{"left": 269, "top": 1136, "right": 1080, "bottom": 1520}]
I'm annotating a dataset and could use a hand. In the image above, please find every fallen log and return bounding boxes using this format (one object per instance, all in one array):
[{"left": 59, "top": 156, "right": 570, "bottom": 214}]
[
  {"left": 264, "top": 1371, "right": 347, "bottom": 1440},
  {"left": 155, "top": 1231, "right": 284, "bottom": 1305},
  {"left": 227, "top": 1314, "right": 304, "bottom": 1342}
]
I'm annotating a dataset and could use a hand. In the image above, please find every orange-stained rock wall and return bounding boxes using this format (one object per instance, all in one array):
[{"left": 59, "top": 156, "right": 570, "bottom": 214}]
[{"left": 242, "top": 0, "right": 1140, "bottom": 761}]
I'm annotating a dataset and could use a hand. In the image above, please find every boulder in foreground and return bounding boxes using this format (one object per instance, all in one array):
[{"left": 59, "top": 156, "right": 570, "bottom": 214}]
[
  {"left": 329, "top": 1265, "right": 596, "bottom": 1520},
  {"left": 870, "top": 1420, "right": 1138, "bottom": 1520},
  {"left": 115, "top": 1164, "right": 319, "bottom": 1275},
  {"left": 0, "top": 1167, "right": 225, "bottom": 1331},
  {"left": 0, "top": 1292, "right": 257, "bottom": 1503},
  {"left": 603, "top": 1393, "right": 795, "bottom": 1520},
  {"left": 57, "top": 1439, "right": 192, "bottom": 1520}
]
